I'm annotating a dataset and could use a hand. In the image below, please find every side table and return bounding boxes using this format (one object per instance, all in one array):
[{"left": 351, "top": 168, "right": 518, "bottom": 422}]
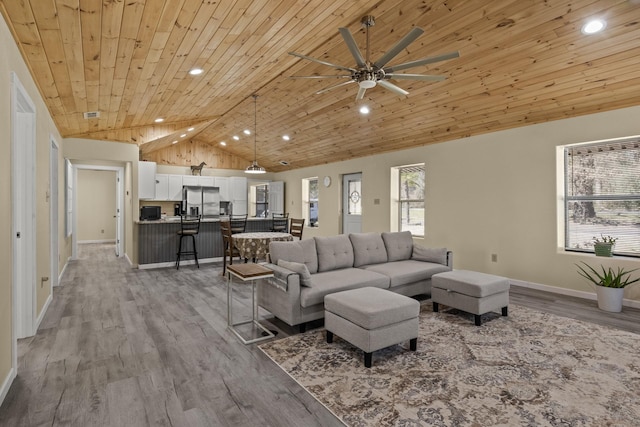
[{"left": 226, "top": 263, "right": 275, "bottom": 344}]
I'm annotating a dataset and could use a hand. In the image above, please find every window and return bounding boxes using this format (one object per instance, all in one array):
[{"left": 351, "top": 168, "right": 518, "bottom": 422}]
[
  {"left": 564, "top": 138, "right": 640, "bottom": 257},
  {"left": 396, "top": 164, "right": 425, "bottom": 236},
  {"left": 303, "top": 177, "right": 319, "bottom": 227},
  {"left": 250, "top": 184, "right": 269, "bottom": 217}
]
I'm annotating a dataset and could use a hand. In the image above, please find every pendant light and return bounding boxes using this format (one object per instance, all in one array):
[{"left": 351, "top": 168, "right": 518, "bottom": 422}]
[{"left": 245, "top": 94, "right": 266, "bottom": 174}]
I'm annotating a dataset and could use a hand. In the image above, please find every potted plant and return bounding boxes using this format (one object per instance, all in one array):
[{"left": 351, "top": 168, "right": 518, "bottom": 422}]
[
  {"left": 592, "top": 234, "right": 618, "bottom": 257},
  {"left": 576, "top": 261, "right": 640, "bottom": 312}
]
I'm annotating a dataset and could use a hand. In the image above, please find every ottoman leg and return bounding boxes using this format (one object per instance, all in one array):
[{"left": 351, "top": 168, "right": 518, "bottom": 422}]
[
  {"left": 433, "top": 302, "right": 439, "bottom": 312},
  {"left": 474, "top": 314, "right": 482, "bottom": 326},
  {"left": 410, "top": 338, "right": 417, "bottom": 351},
  {"left": 502, "top": 306, "right": 508, "bottom": 317},
  {"left": 326, "top": 330, "right": 333, "bottom": 343},
  {"left": 364, "top": 352, "right": 372, "bottom": 368}
]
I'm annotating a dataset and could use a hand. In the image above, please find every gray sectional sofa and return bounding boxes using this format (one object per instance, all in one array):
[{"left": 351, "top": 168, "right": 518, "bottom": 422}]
[{"left": 257, "top": 231, "right": 453, "bottom": 332}]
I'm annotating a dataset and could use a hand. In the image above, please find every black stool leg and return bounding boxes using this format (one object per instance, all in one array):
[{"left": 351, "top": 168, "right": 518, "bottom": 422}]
[
  {"left": 176, "top": 235, "right": 183, "bottom": 269},
  {"left": 410, "top": 338, "right": 417, "bottom": 351},
  {"left": 474, "top": 314, "right": 482, "bottom": 326},
  {"left": 326, "top": 331, "right": 333, "bottom": 343},
  {"left": 432, "top": 302, "right": 439, "bottom": 312},
  {"left": 191, "top": 235, "right": 199, "bottom": 268},
  {"left": 502, "top": 306, "right": 508, "bottom": 317}
]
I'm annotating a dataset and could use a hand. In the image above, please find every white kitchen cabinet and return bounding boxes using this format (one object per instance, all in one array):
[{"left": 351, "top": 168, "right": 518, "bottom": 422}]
[
  {"left": 199, "top": 176, "right": 215, "bottom": 187},
  {"left": 230, "top": 176, "right": 247, "bottom": 201},
  {"left": 268, "top": 181, "right": 285, "bottom": 214},
  {"left": 138, "top": 161, "right": 157, "bottom": 199},
  {"left": 214, "top": 177, "right": 230, "bottom": 201},
  {"left": 155, "top": 174, "right": 169, "bottom": 200},
  {"left": 168, "top": 175, "right": 183, "bottom": 201},
  {"left": 182, "top": 175, "right": 199, "bottom": 186},
  {"left": 232, "top": 200, "right": 248, "bottom": 216}
]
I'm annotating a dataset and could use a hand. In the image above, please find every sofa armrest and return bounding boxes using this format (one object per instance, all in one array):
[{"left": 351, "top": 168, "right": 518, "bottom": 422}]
[
  {"left": 446, "top": 251, "right": 453, "bottom": 269},
  {"left": 263, "top": 263, "right": 300, "bottom": 292}
]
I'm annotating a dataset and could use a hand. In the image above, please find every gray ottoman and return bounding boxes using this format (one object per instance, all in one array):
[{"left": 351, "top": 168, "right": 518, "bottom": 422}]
[
  {"left": 324, "top": 287, "right": 419, "bottom": 368},
  {"left": 432, "top": 270, "right": 510, "bottom": 326}
]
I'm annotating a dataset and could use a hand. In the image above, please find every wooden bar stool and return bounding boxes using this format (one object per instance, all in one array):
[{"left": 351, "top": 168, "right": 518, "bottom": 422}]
[{"left": 176, "top": 214, "right": 201, "bottom": 269}]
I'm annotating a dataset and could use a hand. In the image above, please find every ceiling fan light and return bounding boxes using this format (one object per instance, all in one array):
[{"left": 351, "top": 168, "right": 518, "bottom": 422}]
[{"left": 359, "top": 80, "right": 377, "bottom": 89}]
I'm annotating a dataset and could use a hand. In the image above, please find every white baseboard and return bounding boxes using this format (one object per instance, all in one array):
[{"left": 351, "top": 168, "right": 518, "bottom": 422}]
[
  {"left": 125, "top": 253, "right": 133, "bottom": 267},
  {"left": 57, "top": 258, "right": 69, "bottom": 285},
  {"left": 0, "top": 367, "right": 16, "bottom": 407},
  {"left": 79, "top": 239, "right": 116, "bottom": 244},
  {"left": 137, "top": 257, "right": 222, "bottom": 270},
  {"left": 511, "top": 279, "right": 640, "bottom": 309},
  {"left": 35, "top": 293, "right": 53, "bottom": 331}
]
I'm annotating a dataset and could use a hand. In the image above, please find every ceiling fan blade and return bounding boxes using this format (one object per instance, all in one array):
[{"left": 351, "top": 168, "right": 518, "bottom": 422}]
[
  {"left": 378, "top": 80, "right": 409, "bottom": 96},
  {"left": 290, "top": 75, "right": 352, "bottom": 79},
  {"left": 385, "top": 73, "right": 446, "bottom": 82},
  {"left": 356, "top": 86, "right": 367, "bottom": 101},
  {"left": 384, "top": 51, "right": 460, "bottom": 73},
  {"left": 316, "top": 80, "right": 355, "bottom": 95},
  {"left": 339, "top": 28, "right": 367, "bottom": 68},
  {"left": 373, "top": 27, "right": 425, "bottom": 69},
  {"left": 289, "top": 52, "right": 355, "bottom": 72}
]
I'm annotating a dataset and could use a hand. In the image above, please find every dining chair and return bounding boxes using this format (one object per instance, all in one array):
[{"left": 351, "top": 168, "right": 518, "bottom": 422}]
[
  {"left": 290, "top": 218, "right": 305, "bottom": 240},
  {"left": 220, "top": 220, "right": 241, "bottom": 276},
  {"left": 271, "top": 213, "right": 289, "bottom": 232},
  {"left": 229, "top": 214, "right": 248, "bottom": 234},
  {"left": 176, "top": 214, "right": 201, "bottom": 269}
]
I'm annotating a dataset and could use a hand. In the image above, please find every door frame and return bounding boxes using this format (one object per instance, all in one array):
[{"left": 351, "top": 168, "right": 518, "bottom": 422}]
[
  {"left": 342, "top": 172, "right": 363, "bottom": 234},
  {"left": 72, "top": 164, "right": 125, "bottom": 259},
  {"left": 50, "top": 136, "right": 59, "bottom": 287},
  {"left": 11, "top": 72, "right": 37, "bottom": 372}
]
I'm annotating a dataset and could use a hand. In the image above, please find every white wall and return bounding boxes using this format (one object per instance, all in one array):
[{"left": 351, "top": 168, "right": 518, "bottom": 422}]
[
  {"left": 77, "top": 170, "right": 117, "bottom": 241},
  {"left": 274, "top": 106, "right": 640, "bottom": 302}
]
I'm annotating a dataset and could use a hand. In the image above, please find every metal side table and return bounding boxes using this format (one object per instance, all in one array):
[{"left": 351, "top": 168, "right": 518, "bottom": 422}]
[{"left": 226, "top": 263, "right": 275, "bottom": 344}]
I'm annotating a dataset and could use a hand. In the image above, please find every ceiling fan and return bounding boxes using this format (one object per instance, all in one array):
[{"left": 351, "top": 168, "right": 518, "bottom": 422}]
[{"left": 289, "top": 15, "right": 459, "bottom": 100}]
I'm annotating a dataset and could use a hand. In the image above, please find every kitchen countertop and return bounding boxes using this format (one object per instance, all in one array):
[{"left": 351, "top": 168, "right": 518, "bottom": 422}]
[{"left": 136, "top": 216, "right": 272, "bottom": 224}]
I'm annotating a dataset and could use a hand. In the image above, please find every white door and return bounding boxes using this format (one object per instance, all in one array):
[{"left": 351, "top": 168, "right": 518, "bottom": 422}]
[
  {"left": 268, "top": 181, "right": 285, "bottom": 214},
  {"left": 342, "top": 173, "right": 362, "bottom": 234},
  {"left": 115, "top": 169, "right": 123, "bottom": 257},
  {"left": 50, "top": 137, "right": 59, "bottom": 287},
  {"left": 11, "top": 73, "right": 37, "bottom": 340}
]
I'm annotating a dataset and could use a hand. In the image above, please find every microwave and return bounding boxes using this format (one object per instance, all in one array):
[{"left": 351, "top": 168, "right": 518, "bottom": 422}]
[{"left": 140, "top": 206, "right": 161, "bottom": 220}]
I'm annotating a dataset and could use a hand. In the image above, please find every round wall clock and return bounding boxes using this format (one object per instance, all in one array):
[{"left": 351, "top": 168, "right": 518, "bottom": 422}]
[{"left": 323, "top": 176, "right": 331, "bottom": 187}]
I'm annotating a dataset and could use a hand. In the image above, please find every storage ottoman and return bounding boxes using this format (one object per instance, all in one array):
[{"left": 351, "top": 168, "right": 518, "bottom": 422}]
[
  {"left": 432, "top": 270, "right": 510, "bottom": 326},
  {"left": 324, "top": 287, "right": 419, "bottom": 368}
]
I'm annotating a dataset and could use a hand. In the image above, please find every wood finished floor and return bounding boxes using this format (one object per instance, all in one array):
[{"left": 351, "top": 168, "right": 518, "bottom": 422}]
[{"left": 1, "top": 243, "right": 639, "bottom": 426}]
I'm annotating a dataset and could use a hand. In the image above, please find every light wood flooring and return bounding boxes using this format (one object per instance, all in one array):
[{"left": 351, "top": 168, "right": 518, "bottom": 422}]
[{"left": 1, "top": 243, "right": 638, "bottom": 426}]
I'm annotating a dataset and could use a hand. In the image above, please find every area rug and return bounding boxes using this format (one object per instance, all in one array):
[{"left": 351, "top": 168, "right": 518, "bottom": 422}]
[{"left": 259, "top": 303, "right": 640, "bottom": 426}]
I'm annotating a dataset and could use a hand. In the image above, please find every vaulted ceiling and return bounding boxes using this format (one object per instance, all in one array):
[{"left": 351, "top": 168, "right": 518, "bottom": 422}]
[{"left": 2, "top": 0, "right": 640, "bottom": 171}]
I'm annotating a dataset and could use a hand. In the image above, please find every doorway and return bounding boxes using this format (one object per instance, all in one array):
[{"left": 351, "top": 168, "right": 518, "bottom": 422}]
[
  {"left": 11, "top": 72, "right": 37, "bottom": 346},
  {"left": 72, "top": 165, "right": 125, "bottom": 259},
  {"left": 50, "top": 136, "right": 59, "bottom": 287},
  {"left": 342, "top": 173, "right": 362, "bottom": 234}
]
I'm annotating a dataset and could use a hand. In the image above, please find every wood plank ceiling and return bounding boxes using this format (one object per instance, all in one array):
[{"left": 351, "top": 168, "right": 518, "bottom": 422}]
[{"left": 2, "top": 0, "right": 640, "bottom": 171}]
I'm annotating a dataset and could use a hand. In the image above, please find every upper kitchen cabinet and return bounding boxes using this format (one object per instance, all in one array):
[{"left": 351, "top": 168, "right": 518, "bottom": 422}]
[
  {"left": 230, "top": 176, "right": 248, "bottom": 215},
  {"left": 182, "top": 175, "right": 199, "bottom": 186},
  {"left": 269, "top": 181, "right": 285, "bottom": 214},
  {"left": 138, "top": 161, "right": 157, "bottom": 200},
  {"left": 155, "top": 174, "right": 169, "bottom": 200},
  {"left": 168, "top": 175, "right": 183, "bottom": 201},
  {"left": 199, "top": 176, "right": 215, "bottom": 187},
  {"left": 214, "top": 177, "right": 230, "bottom": 201}
]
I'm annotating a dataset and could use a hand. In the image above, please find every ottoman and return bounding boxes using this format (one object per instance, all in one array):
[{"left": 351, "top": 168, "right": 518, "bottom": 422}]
[
  {"left": 432, "top": 270, "right": 510, "bottom": 326},
  {"left": 324, "top": 287, "right": 419, "bottom": 368}
]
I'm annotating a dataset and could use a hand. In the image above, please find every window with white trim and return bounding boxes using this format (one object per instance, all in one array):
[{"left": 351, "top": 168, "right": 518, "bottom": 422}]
[
  {"left": 564, "top": 138, "right": 640, "bottom": 257},
  {"left": 394, "top": 164, "right": 425, "bottom": 237},
  {"left": 302, "top": 177, "right": 319, "bottom": 227}
]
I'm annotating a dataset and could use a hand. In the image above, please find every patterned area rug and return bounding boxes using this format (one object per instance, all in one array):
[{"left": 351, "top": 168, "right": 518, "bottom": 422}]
[{"left": 259, "top": 303, "right": 640, "bottom": 427}]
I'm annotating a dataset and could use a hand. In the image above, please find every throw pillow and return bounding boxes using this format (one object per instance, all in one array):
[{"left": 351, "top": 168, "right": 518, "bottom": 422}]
[
  {"left": 412, "top": 245, "right": 447, "bottom": 265},
  {"left": 277, "top": 259, "right": 313, "bottom": 287}
]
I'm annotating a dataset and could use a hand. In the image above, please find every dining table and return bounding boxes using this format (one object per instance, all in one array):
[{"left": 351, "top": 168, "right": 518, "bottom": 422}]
[{"left": 232, "top": 231, "right": 293, "bottom": 261}]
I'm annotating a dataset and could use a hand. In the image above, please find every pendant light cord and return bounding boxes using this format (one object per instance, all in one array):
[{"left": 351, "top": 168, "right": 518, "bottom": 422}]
[{"left": 253, "top": 94, "right": 258, "bottom": 163}]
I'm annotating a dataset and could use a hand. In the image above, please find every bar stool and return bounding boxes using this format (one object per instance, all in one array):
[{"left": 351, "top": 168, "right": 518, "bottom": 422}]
[
  {"left": 271, "top": 213, "right": 289, "bottom": 232},
  {"left": 176, "top": 214, "right": 201, "bottom": 269}
]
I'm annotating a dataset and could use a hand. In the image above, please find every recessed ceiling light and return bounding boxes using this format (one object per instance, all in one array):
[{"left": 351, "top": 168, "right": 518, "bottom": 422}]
[
  {"left": 233, "top": 135, "right": 240, "bottom": 140},
  {"left": 582, "top": 19, "right": 606, "bottom": 34},
  {"left": 359, "top": 105, "right": 370, "bottom": 115},
  {"left": 220, "top": 141, "right": 227, "bottom": 146},
  {"left": 172, "top": 140, "right": 178, "bottom": 144},
  {"left": 187, "top": 127, "right": 194, "bottom": 131},
  {"left": 180, "top": 133, "right": 187, "bottom": 138},
  {"left": 154, "top": 118, "right": 164, "bottom": 123},
  {"left": 189, "top": 68, "right": 203, "bottom": 75},
  {"left": 243, "top": 129, "right": 251, "bottom": 135},
  {"left": 282, "top": 135, "right": 290, "bottom": 141}
]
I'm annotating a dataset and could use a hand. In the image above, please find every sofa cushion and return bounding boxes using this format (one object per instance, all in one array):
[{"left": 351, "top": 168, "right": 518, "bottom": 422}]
[
  {"left": 315, "top": 235, "right": 355, "bottom": 272},
  {"left": 300, "top": 268, "right": 390, "bottom": 308},
  {"left": 277, "top": 259, "right": 312, "bottom": 287},
  {"left": 349, "top": 232, "right": 388, "bottom": 267},
  {"left": 381, "top": 231, "right": 414, "bottom": 261},
  {"left": 269, "top": 240, "right": 318, "bottom": 274},
  {"left": 412, "top": 245, "right": 447, "bottom": 265},
  {"left": 361, "top": 260, "right": 451, "bottom": 287}
]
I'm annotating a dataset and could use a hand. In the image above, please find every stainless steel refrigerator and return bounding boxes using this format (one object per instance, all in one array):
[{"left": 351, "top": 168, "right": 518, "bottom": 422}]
[{"left": 183, "top": 185, "right": 220, "bottom": 218}]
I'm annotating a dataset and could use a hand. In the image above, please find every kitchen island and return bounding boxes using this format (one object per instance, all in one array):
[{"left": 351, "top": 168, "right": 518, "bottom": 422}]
[{"left": 137, "top": 217, "right": 274, "bottom": 268}]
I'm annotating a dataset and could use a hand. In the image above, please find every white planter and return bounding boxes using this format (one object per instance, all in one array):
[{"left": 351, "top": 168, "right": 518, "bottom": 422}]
[{"left": 595, "top": 285, "right": 624, "bottom": 312}]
